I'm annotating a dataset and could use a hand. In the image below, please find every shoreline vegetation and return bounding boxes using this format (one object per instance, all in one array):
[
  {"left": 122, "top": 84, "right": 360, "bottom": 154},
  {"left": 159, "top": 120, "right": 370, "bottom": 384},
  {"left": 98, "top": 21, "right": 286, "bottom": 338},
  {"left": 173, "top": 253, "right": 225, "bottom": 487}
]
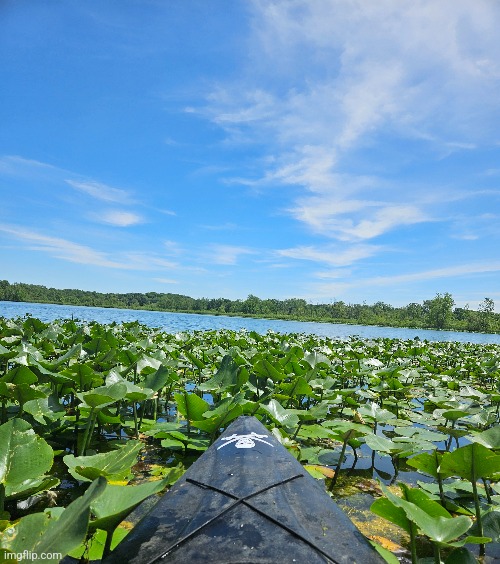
[{"left": 1, "top": 279, "right": 499, "bottom": 335}]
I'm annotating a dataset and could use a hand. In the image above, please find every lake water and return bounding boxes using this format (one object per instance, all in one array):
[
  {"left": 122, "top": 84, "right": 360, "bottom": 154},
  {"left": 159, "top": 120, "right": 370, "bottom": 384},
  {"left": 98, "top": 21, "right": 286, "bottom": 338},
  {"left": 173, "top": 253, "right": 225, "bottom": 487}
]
[{"left": 2, "top": 300, "right": 500, "bottom": 344}]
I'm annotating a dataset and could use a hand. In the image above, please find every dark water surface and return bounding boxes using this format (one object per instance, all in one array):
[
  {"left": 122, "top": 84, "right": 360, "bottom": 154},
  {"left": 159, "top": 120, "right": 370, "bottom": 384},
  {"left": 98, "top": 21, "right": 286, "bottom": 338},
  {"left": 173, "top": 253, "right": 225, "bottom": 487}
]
[{"left": 2, "top": 300, "right": 500, "bottom": 344}]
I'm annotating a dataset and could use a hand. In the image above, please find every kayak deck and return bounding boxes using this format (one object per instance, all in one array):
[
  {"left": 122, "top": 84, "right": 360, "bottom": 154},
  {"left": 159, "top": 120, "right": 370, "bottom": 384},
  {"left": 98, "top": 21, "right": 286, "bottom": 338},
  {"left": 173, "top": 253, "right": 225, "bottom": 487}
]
[{"left": 104, "top": 416, "right": 384, "bottom": 563}]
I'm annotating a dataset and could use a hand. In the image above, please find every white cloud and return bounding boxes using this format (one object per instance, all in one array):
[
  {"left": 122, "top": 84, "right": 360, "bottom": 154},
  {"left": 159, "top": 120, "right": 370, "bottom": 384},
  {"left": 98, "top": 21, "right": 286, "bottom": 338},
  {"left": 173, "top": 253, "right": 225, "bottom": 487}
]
[
  {"left": 277, "top": 244, "right": 380, "bottom": 266},
  {"left": 0, "top": 155, "right": 58, "bottom": 177},
  {"left": 203, "top": 0, "right": 500, "bottom": 242},
  {"left": 163, "top": 240, "right": 183, "bottom": 256},
  {"left": 0, "top": 224, "right": 128, "bottom": 269},
  {"left": 313, "top": 261, "right": 500, "bottom": 296},
  {"left": 158, "top": 208, "right": 177, "bottom": 216},
  {"left": 208, "top": 244, "right": 256, "bottom": 265},
  {"left": 92, "top": 210, "right": 144, "bottom": 227},
  {"left": 0, "top": 224, "right": 175, "bottom": 271},
  {"left": 65, "top": 179, "right": 135, "bottom": 205}
]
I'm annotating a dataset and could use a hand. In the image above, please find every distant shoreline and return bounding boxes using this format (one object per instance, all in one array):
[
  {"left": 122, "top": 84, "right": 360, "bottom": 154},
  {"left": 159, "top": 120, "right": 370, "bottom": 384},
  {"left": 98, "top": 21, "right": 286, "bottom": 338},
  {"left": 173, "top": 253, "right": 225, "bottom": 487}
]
[{"left": 1, "top": 279, "right": 499, "bottom": 336}]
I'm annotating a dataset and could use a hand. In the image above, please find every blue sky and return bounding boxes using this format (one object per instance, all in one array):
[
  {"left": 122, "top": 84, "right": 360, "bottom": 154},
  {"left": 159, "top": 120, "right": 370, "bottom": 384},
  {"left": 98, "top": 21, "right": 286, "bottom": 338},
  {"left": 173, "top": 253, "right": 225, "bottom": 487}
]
[{"left": 1, "top": 1, "right": 500, "bottom": 310}]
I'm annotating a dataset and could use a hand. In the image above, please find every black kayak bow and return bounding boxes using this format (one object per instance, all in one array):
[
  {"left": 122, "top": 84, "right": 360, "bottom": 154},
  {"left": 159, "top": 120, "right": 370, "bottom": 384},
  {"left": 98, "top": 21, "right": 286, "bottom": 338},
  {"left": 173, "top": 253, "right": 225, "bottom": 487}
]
[{"left": 104, "top": 416, "right": 384, "bottom": 563}]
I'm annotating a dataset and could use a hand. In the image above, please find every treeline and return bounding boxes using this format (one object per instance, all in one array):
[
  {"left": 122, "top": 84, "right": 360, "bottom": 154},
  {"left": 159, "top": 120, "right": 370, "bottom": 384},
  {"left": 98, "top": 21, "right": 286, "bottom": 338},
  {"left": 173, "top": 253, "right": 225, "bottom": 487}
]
[{"left": 0, "top": 280, "right": 498, "bottom": 334}]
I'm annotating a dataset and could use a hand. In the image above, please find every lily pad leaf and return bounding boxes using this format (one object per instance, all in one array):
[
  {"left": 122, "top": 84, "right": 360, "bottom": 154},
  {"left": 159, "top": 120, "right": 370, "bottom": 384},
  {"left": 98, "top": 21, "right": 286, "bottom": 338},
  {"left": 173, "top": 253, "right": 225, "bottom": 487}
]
[
  {"left": 175, "top": 392, "right": 210, "bottom": 422},
  {"left": 198, "top": 355, "right": 243, "bottom": 392},
  {"left": 469, "top": 509, "right": 500, "bottom": 542},
  {"left": 407, "top": 451, "right": 450, "bottom": 479},
  {"left": 371, "top": 497, "right": 411, "bottom": 534},
  {"left": 140, "top": 365, "right": 177, "bottom": 391},
  {"left": 467, "top": 426, "right": 500, "bottom": 450},
  {"left": 5, "top": 476, "right": 60, "bottom": 501},
  {"left": 380, "top": 484, "right": 472, "bottom": 544},
  {"left": 193, "top": 393, "right": 247, "bottom": 433},
  {"left": 63, "top": 441, "right": 143, "bottom": 482},
  {"left": 0, "top": 365, "right": 38, "bottom": 385},
  {"left": 23, "top": 394, "right": 65, "bottom": 424},
  {"left": 358, "top": 402, "right": 396, "bottom": 423},
  {"left": 261, "top": 399, "right": 299, "bottom": 428},
  {"left": 253, "top": 359, "right": 286, "bottom": 382},
  {"left": 89, "top": 478, "right": 171, "bottom": 533},
  {"left": 0, "top": 419, "right": 54, "bottom": 493},
  {"left": 77, "top": 382, "right": 128, "bottom": 409},
  {"left": 444, "top": 547, "right": 480, "bottom": 564},
  {"left": 364, "top": 434, "right": 400, "bottom": 455},
  {"left": 439, "top": 443, "right": 500, "bottom": 481}
]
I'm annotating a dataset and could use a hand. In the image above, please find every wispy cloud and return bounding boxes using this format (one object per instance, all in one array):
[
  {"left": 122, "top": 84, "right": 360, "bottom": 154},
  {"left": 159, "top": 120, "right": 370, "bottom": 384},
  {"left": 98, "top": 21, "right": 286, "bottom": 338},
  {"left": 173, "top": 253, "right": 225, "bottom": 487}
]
[
  {"left": 0, "top": 155, "right": 140, "bottom": 210},
  {"left": 289, "top": 195, "right": 428, "bottom": 241},
  {"left": 157, "top": 208, "right": 177, "bottom": 216},
  {"left": 277, "top": 243, "right": 380, "bottom": 267},
  {"left": 0, "top": 224, "right": 128, "bottom": 269},
  {"left": 0, "top": 155, "right": 58, "bottom": 177},
  {"left": 313, "top": 261, "right": 500, "bottom": 296},
  {"left": 163, "top": 240, "right": 183, "bottom": 256},
  {"left": 65, "top": 179, "right": 136, "bottom": 205},
  {"left": 208, "top": 244, "right": 256, "bottom": 265},
  {"left": 202, "top": 0, "right": 500, "bottom": 243},
  {"left": 91, "top": 210, "right": 144, "bottom": 227},
  {"left": 0, "top": 224, "right": 175, "bottom": 271}
]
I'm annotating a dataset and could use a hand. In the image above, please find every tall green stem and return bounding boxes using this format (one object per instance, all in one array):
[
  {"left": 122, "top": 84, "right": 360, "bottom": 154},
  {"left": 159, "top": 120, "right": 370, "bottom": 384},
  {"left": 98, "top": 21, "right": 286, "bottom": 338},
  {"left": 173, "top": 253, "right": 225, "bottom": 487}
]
[
  {"left": 79, "top": 407, "right": 96, "bottom": 456},
  {"left": 330, "top": 439, "right": 348, "bottom": 489},
  {"left": 153, "top": 396, "right": 158, "bottom": 422},
  {"left": 138, "top": 401, "right": 145, "bottom": 431},
  {"left": 102, "top": 529, "right": 114, "bottom": 559},
  {"left": 408, "top": 521, "right": 418, "bottom": 564},
  {"left": 0, "top": 483, "right": 5, "bottom": 514},
  {"left": 471, "top": 478, "right": 485, "bottom": 556},
  {"left": 133, "top": 402, "right": 140, "bottom": 438},
  {"left": 1, "top": 400, "right": 6, "bottom": 424},
  {"left": 433, "top": 543, "right": 441, "bottom": 564}
]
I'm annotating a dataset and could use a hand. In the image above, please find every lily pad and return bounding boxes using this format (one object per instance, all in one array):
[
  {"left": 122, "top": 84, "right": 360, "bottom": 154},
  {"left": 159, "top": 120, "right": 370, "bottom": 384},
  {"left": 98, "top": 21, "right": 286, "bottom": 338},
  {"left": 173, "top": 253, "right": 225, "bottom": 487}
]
[{"left": 63, "top": 441, "right": 143, "bottom": 482}]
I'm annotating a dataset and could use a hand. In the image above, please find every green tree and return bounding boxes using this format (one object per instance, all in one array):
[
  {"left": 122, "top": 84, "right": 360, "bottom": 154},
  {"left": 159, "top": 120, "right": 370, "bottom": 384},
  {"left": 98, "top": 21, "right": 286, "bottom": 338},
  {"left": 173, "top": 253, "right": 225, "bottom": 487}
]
[
  {"left": 477, "top": 297, "right": 495, "bottom": 332},
  {"left": 424, "top": 293, "right": 454, "bottom": 329}
]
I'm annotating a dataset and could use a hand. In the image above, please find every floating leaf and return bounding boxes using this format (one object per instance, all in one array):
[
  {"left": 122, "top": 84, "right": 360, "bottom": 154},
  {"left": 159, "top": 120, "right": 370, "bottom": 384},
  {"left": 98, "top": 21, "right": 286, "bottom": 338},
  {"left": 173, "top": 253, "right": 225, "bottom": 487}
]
[
  {"left": 77, "top": 382, "right": 128, "bottom": 409},
  {"left": 261, "top": 399, "right": 299, "bottom": 428},
  {"left": 304, "top": 464, "right": 336, "bottom": 479},
  {"left": 380, "top": 484, "right": 472, "bottom": 544},
  {"left": 467, "top": 426, "right": 500, "bottom": 450},
  {"left": 175, "top": 392, "right": 210, "bottom": 422},
  {"left": 89, "top": 478, "right": 171, "bottom": 533},
  {"left": 439, "top": 443, "right": 500, "bottom": 481},
  {"left": 198, "top": 355, "right": 244, "bottom": 392},
  {"left": 63, "top": 441, "right": 143, "bottom": 482},
  {"left": 0, "top": 419, "right": 53, "bottom": 506},
  {"left": 253, "top": 359, "right": 286, "bottom": 382}
]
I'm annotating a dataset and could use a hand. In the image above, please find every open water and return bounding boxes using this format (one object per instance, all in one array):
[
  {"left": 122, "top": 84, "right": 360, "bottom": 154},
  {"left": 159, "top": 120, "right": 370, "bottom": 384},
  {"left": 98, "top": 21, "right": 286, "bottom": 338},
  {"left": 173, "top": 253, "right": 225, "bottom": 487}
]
[{"left": 2, "top": 301, "right": 500, "bottom": 344}]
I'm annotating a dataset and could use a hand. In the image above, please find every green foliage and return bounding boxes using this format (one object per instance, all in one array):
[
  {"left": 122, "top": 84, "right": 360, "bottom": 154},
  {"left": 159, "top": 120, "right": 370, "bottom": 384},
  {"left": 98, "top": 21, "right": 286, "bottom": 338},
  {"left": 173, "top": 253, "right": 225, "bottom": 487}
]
[
  {"left": 0, "top": 477, "right": 107, "bottom": 563},
  {"left": 0, "top": 315, "right": 499, "bottom": 560},
  {"left": 63, "top": 441, "right": 143, "bottom": 482},
  {"left": 0, "top": 419, "right": 54, "bottom": 512}
]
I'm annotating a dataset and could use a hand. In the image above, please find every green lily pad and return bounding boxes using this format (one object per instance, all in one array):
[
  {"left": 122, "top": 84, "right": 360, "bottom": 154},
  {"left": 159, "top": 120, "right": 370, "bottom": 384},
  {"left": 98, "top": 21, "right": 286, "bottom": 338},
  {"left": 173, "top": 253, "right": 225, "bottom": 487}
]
[
  {"left": 0, "top": 420, "right": 54, "bottom": 504},
  {"left": 63, "top": 441, "right": 143, "bottom": 482}
]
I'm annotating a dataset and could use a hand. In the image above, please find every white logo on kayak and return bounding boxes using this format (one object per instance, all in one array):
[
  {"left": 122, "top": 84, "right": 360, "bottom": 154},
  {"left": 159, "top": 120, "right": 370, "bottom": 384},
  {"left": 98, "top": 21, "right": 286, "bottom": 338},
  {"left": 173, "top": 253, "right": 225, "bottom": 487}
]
[{"left": 217, "top": 432, "right": 274, "bottom": 450}]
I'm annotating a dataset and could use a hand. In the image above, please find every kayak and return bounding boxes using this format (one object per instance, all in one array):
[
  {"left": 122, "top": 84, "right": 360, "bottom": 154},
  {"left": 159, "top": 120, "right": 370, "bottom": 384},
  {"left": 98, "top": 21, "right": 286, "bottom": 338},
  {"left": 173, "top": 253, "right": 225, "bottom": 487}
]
[{"left": 104, "top": 416, "right": 384, "bottom": 563}]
